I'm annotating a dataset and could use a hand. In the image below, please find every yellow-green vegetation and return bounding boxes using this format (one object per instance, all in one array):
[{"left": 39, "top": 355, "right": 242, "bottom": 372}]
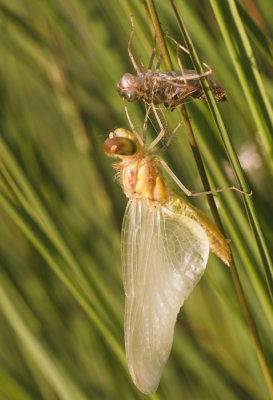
[{"left": 0, "top": 0, "right": 272, "bottom": 399}]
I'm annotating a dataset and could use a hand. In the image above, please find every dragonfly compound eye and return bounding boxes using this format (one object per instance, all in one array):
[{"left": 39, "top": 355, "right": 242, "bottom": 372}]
[
  {"left": 117, "top": 73, "right": 141, "bottom": 102},
  {"left": 103, "top": 135, "right": 137, "bottom": 157}
]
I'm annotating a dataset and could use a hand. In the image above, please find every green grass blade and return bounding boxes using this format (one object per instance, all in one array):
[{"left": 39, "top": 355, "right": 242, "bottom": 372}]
[
  {"left": 0, "top": 271, "right": 89, "bottom": 400},
  {"left": 210, "top": 0, "right": 273, "bottom": 174}
]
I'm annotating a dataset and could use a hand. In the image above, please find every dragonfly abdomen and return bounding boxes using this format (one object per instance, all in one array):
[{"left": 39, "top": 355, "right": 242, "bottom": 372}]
[
  {"left": 164, "top": 196, "right": 231, "bottom": 265},
  {"left": 195, "top": 209, "right": 231, "bottom": 265}
]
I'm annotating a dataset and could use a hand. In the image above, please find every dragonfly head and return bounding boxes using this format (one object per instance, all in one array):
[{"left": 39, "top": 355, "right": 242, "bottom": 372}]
[
  {"left": 117, "top": 73, "right": 142, "bottom": 102},
  {"left": 103, "top": 128, "right": 141, "bottom": 159}
]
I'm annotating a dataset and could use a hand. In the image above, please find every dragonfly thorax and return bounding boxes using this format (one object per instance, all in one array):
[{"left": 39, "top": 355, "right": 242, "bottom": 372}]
[{"left": 119, "top": 156, "right": 170, "bottom": 203}]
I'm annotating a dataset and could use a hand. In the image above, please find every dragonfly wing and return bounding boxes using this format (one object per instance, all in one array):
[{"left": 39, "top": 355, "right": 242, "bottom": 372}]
[{"left": 121, "top": 199, "right": 209, "bottom": 394}]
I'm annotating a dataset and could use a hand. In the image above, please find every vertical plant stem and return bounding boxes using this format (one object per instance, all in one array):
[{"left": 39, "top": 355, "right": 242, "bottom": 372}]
[
  {"left": 169, "top": 1, "right": 273, "bottom": 397},
  {"left": 172, "top": 0, "right": 273, "bottom": 302},
  {"left": 207, "top": 0, "right": 273, "bottom": 299},
  {"left": 145, "top": 0, "right": 225, "bottom": 233}
]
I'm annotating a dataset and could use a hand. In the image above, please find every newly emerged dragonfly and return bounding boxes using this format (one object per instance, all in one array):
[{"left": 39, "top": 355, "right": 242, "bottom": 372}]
[
  {"left": 104, "top": 106, "right": 248, "bottom": 394},
  {"left": 117, "top": 17, "right": 226, "bottom": 110}
]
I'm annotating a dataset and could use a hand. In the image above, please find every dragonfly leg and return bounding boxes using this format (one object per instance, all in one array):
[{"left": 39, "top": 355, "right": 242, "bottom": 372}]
[
  {"left": 165, "top": 33, "right": 213, "bottom": 80},
  {"left": 148, "top": 35, "right": 157, "bottom": 71},
  {"left": 152, "top": 120, "right": 184, "bottom": 154},
  {"left": 139, "top": 56, "right": 146, "bottom": 73},
  {"left": 175, "top": 39, "right": 187, "bottom": 83},
  {"left": 155, "top": 53, "right": 163, "bottom": 72},
  {"left": 189, "top": 186, "right": 252, "bottom": 196},
  {"left": 128, "top": 16, "right": 141, "bottom": 75},
  {"left": 160, "top": 159, "right": 252, "bottom": 197},
  {"left": 124, "top": 100, "right": 144, "bottom": 146},
  {"left": 143, "top": 103, "right": 152, "bottom": 145},
  {"left": 165, "top": 32, "right": 190, "bottom": 55},
  {"left": 147, "top": 105, "right": 167, "bottom": 150}
]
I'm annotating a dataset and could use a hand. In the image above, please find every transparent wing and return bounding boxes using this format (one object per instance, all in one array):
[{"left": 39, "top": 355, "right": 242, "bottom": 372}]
[{"left": 121, "top": 199, "right": 209, "bottom": 394}]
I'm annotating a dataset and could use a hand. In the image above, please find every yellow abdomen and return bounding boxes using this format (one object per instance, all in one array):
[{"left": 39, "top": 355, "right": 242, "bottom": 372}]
[{"left": 164, "top": 196, "right": 231, "bottom": 265}]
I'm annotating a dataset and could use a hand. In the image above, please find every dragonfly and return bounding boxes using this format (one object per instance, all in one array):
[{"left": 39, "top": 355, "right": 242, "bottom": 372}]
[
  {"left": 103, "top": 105, "right": 249, "bottom": 394},
  {"left": 117, "top": 17, "right": 226, "bottom": 111}
]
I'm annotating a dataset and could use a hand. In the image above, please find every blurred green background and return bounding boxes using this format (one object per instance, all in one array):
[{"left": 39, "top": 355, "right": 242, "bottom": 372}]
[{"left": 0, "top": 0, "right": 272, "bottom": 399}]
